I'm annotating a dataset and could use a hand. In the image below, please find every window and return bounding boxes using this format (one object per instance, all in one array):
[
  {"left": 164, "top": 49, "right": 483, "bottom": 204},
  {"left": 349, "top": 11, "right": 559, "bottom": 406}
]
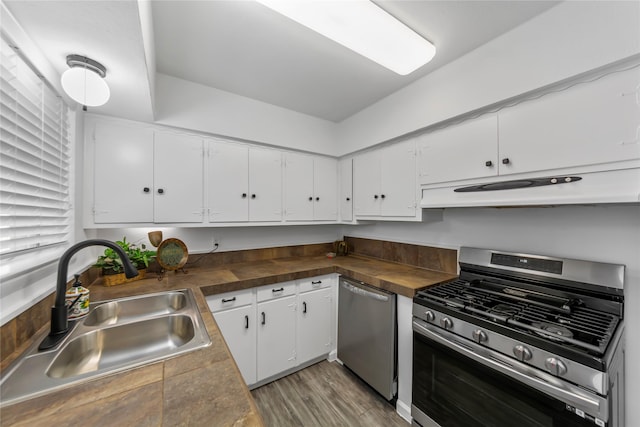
[{"left": 0, "top": 36, "right": 72, "bottom": 280}]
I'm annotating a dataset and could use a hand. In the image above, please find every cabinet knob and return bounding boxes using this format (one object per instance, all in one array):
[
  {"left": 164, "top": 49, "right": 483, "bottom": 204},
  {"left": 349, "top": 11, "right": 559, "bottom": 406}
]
[
  {"left": 374, "top": 195, "right": 379, "bottom": 199},
  {"left": 143, "top": 187, "right": 150, "bottom": 193},
  {"left": 380, "top": 194, "right": 386, "bottom": 199},
  {"left": 485, "top": 160, "right": 493, "bottom": 167},
  {"left": 242, "top": 193, "right": 247, "bottom": 198},
  {"left": 316, "top": 197, "right": 320, "bottom": 201},
  {"left": 309, "top": 197, "right": 313, "bottom": 201},
  {"left": 251, "top": 194, "right": 256, "bottom": 199},
  {"left": 157, "top": 188, "right": 164, "bottom": 194},
  {"left": 346, "top": 197, "right": 350, "bottom": 201},
  {"left": 502, "top": 158, "right": 510, "bottom": 165}
]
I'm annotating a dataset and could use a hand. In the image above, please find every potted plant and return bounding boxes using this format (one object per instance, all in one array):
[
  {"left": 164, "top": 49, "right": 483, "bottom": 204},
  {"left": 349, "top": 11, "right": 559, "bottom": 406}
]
[{"left": 94, "top": 237, "right": 156, "bottom": 286}]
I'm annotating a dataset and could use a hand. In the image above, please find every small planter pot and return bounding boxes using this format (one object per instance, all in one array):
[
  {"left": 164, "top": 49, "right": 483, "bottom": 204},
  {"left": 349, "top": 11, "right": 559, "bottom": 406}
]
[{"left": 102, "top": 268, "right": 147, "bottom": 287}]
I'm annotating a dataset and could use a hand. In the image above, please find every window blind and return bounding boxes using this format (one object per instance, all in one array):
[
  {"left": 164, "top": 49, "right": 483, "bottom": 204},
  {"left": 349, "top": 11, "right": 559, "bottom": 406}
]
[{"left": 0, "top": 36, "right": 71, "bottom": 279}]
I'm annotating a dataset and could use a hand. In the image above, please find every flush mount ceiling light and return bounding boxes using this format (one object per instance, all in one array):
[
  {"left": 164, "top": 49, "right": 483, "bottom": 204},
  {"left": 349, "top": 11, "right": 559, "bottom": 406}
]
[
  {"left": 60, "top": 54, "right": 110, "bottom": 109},
  {"left": 256, "top": 0, "right": 436, "bottom": 75}
]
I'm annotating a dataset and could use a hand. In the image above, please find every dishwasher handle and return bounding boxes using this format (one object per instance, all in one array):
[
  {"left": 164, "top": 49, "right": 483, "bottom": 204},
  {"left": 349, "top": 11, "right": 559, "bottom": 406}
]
[{"left": 340, "top": 280, "right": 389, "bottom": 302}]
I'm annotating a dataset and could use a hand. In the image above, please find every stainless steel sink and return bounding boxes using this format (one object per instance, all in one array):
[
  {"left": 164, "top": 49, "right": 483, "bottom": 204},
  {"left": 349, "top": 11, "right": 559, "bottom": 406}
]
[
  {"left": 83, "top": 291, "right": 187, "bottom": 326},
  {"left": 0, "top": 289, "right": 211, "bottom": 407}
]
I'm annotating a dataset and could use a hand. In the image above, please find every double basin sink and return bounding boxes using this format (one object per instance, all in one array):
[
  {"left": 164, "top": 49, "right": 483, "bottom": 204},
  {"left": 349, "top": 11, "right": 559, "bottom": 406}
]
[{"left": 0, "top": 289, "right": 211, "bottom": 406}]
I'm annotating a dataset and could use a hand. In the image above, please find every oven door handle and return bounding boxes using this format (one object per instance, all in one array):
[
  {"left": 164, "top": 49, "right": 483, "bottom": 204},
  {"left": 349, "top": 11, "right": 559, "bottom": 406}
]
[{"left": 412, "top": 319, "right": 608, "bottom": 422}]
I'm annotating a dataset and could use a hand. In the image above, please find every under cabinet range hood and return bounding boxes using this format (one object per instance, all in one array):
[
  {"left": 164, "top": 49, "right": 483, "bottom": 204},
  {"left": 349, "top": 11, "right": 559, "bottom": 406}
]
[{"left": 420, "top": 167, "right": 640, "bottom": 208}]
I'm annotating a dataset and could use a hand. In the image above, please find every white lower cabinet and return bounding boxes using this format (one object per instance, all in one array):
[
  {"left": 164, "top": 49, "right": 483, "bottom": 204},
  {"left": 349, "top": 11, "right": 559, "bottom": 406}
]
[
  {"left": 257, "top": 295, "right": 297, "bottom": 381},
  {"left": 207, "top": 275, "right": 336, "bottom": 387},
  {"left": 213, "top": 305, "right": 257, "bottom": 384},
  {"left": 297, "top": 287, "right": 333, "bottom": 364}
]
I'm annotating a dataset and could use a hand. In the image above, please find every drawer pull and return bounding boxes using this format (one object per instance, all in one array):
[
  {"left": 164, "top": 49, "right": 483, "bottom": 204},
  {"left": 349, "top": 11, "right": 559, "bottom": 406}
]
[
  {"left": 303, "top": 301, "right": 307, "bottom": 313},
  {"left": 221, "top": 297, "right": 236, "bottom": 303},
  {"left": 245, "top": 315, "right": 249, "bottom": 329},
  {"left": 311, "top": 280, "right": 322, "bottom": 285},
  {"left": 272, "top": 287, "right": 284, "bottom": 293},
  {"left": 261, "top": 312, "right": 266, "bottom": 325}
]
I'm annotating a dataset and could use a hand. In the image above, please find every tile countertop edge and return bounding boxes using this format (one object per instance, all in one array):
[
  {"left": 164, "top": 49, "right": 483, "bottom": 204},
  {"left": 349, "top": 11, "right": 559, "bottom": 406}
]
[{"left": 0, "top": 254, "right": 457, "bottom": 426}]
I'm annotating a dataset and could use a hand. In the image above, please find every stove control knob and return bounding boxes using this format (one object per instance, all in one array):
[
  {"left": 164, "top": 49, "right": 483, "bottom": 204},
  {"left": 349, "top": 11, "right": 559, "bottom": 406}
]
[
  {"left": 513, "top": 345, "right": 532, "bottom": 361},
  {"left": 440, "top": 317, "right": 453, "bottom": 330},
  {"left": 424, "top": 311, "right": 435, "bottom": 322},
  {"left": 472, "top": 329, "right": 488, "bottom": 344},
  {"left": 545, "top": 357, "right": 568, "bottom": 376}
]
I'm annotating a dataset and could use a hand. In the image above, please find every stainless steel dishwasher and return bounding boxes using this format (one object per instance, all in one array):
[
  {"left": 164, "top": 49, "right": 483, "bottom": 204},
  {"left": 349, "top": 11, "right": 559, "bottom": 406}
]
[{"left": 337, "top": 276, "right": 397, "bottom": 400}]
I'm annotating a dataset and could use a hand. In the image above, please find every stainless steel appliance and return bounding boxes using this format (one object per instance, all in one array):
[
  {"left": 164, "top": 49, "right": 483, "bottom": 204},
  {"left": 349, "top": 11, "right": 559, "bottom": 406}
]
[
  {"left": 338, "top": 276, "right": 397, "bottom": 400},
  {"left": 412, "top": 247, "right": 625, "bottom": 427}
]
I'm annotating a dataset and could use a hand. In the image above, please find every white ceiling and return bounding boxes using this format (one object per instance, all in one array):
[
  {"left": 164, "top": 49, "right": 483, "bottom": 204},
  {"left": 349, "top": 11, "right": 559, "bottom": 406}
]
[{"left": 4, "top": 0, "right": 559, "bottom": 123}]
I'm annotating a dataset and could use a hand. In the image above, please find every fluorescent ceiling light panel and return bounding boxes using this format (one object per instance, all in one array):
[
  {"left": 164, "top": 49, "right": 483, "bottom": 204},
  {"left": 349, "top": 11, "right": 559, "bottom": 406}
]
[{"left": 256, "top": 0, "right": 436, "bottom": 75}]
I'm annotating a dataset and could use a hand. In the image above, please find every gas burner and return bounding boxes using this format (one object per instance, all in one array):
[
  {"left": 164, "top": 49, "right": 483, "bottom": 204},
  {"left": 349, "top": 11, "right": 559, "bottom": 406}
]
[
  {"left": 490, "top": 303, "right": 520, "bottom": 317},
  {"left": 532, "top": 322, "right": 574, "bottom": 341}
]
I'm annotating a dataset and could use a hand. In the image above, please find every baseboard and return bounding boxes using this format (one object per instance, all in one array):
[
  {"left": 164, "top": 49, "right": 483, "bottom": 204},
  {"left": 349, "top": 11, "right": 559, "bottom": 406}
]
[{"left": 396, "top": 399, "right": 412, "bottom": 424}]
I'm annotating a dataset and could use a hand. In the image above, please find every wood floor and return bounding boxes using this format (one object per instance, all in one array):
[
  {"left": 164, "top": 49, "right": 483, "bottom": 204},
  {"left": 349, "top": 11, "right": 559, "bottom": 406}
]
[{"left": 251, "top": 361, "right": 409, "bottom": 427}]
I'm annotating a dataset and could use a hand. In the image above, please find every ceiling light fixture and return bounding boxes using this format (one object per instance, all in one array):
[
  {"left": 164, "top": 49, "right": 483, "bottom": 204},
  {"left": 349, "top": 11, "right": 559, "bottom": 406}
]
[
  {"left": 255, "top": 0, "right": 436, "bottom": 75},
  {"left": 60, "top": 54, "right": 110, "bottom": 110}
]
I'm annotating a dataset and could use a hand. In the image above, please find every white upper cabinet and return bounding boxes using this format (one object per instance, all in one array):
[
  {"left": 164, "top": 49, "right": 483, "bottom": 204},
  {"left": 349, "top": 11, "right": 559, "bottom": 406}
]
[
  {"left": 249, "top": 147, "right": 283, "bottom": 222},
  {"left": 284, "top": 152, "right": 337, "bottom": 221},
  {"left": 93, "top": 122, "right": 154, "bottom": 223},
  {"left": 153, "top": 132, "right": 204, "bottom": 223},
  {"left": 208, "top": 141, "right": 250, "bottom": 222},
  {"left": 209, "top": 142, "right": 283, "bottom": 222},
  {"left": 339, "top": 158, "right": 353, "bottom": 222},
  {"left": 354, "top": 139, "right": 417, "bottom": 219},
  {"left": 418, "top": 115, "right": 498, "bottom": 185},
  {"left": 92, "top": 121, "right": 203, "bottom": 224},
  {"left": 498, "top": 69, "right": 640, "bottom": 175}
]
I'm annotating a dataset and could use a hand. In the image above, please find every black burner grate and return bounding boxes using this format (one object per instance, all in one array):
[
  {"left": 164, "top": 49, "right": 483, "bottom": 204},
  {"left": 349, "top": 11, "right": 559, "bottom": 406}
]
[{"left": 417, "top": 278, "right": 620, "bottom": 356}]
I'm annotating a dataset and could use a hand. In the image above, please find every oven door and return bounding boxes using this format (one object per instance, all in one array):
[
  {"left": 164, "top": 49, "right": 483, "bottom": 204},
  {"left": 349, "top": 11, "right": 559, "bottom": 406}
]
[{"left": 412, "top": 318, "right": 609, "bottom": 427}]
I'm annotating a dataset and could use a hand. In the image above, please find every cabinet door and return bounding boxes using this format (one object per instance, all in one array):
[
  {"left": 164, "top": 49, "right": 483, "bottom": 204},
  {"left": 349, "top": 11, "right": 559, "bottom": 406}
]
[
  {"left": 249, "top": 147, "right": 283, "bottom": 222},
  {"left": 313, "top": 157, "right": 338, "bottom": 220},
  {"left": 93, "top": 122, "right": 154, "bottom": 223},
  {"left": 418, "top": 114, "right": 498, "bottom": 184},
  {"left": 257, "top": 296, "right": 297, "bottom": 381},
  {"left": 380, "top": 140, "right": 417, "bottom": 217},
  {"left": 213, "top": 305, "right": 257, "bottom": 385},
  {"left": 154, "top": 132, "right": 204, "bottom": 223},
  {"left": 284, "top": 152, "right": 314, "bottom": 221},
  {"left": 339, "top": 158, "right": 353, "bottom": 222},
  {"left": 353, "top": 151, "right": 381, "bottom": 216},
  {"left": 209, "top": 141, "right": 249, "bottom": 222},
  {"left": 297, "top": 288, "right": 333, "bottom": 364},
  {"left": 499, "top": 69, "right": 640, "bottom": 175}
]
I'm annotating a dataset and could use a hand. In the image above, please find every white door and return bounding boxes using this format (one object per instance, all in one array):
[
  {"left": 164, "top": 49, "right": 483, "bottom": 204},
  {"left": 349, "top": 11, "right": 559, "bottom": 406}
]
[
  {"left": 339, "top": 158, "right": 353, "bottom": 222},
  {"left": 297, "top": 288, "right": 333, "bottom": 364},
  {"left": 209, "top": 141, "right": 249, "bottom": 222},
  {"left": 418, "top": 114, "right": 498, "bottom": 185},
  {"left": 313, "top": 157, "right": 338, "bottom": 220},
  {"left": 93, "top": 122, "right": 154, "bottom": 223},
  {"left": 249, "top": 147, "right": 283, "bottom": 222},
  {"left": 257, "top": 296, "right": 297, "bottom": 381},
  {"left": 284, "top": 152, "right": 314, "bottom": 221},
  {"left": 380, "top": 140, "right": 417, "bottom": 217},
  {"left": 213, "top": 305, "right": 257, "bottom": 385},
  {"left": 154, "top": 132, "right": 204, "bottom": 223},
  {"left": 499, "top": 69, "right": 640, "bottom": 175},
  {"left": 353, "top": 151, "right": 380, "bottom": 216}
]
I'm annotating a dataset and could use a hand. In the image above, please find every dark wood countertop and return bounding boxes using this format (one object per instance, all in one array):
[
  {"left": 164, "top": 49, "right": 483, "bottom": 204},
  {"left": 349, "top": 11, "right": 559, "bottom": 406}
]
[{"left": 1, "top": 254, "right": 456, "bottom": 426}]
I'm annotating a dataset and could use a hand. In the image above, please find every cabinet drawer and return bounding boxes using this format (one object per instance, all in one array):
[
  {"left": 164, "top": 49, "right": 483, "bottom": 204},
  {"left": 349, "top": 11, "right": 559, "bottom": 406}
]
[
  {"left": 298, "top": 274, "right": 334, "bottom": 293},
  {"left": 257, "top": 281, "right": 296, "bottom": 302},
  {"left": 206, "top": 290, "right": 253, "bottom": 313}
]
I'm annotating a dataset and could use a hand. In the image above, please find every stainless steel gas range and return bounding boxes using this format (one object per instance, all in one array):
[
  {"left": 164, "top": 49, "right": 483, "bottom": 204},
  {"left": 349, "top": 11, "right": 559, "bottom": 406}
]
[{"left": 412, "top": 247, "right": 625, "bottom": 427}]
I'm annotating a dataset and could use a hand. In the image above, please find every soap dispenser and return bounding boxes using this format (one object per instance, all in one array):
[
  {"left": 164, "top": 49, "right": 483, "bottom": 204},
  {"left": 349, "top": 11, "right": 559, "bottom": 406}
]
[{"left": 66, "top": 274, "right": 90, "bottom": 319}]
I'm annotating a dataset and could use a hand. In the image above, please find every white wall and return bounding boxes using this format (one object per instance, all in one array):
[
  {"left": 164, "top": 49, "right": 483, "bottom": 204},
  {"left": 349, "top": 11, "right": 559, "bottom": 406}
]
[
  {"left": 335, "top": 1, "right": 640, "bottom": 156},
  {"left": 341, "top": 204, "right": 640, "bottom": 425},
  {"left": 95, "top": 225, "right": 342, "bottom": 255},
  {"left": 155, "top": 73, "right": 338, "bottom": 156}
]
